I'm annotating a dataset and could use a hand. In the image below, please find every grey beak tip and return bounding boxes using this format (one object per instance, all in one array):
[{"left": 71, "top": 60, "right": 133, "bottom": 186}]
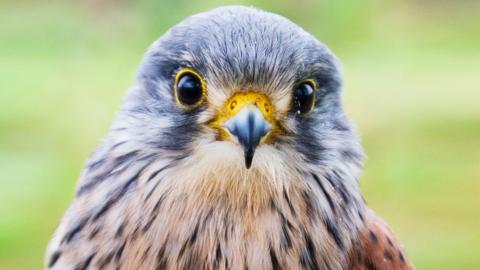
[
  {"left": 244, "top": 148, "right": 254, "bottom": 169},
  {"left": 245, "top": 156, "right": 253, "bottom": 169},
  {"left": 224, "top": 107, "right": 270, "bottom": 169}
]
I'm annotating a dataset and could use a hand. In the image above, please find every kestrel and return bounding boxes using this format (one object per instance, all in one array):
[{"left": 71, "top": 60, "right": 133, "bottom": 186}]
[{"left": 46, "top": 6, "right": 413, "bottom": 270}]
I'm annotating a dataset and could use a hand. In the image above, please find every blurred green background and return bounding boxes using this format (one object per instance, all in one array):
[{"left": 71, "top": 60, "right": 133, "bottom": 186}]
[{"left": 1, "top": 0, "right": 479, "bottom": 269}]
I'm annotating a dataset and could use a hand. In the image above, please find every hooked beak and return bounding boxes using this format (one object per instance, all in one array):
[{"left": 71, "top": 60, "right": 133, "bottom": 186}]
[
  {"left": 224, "top": 106, "right": 271, "bottom": 168},
  {"left": 210, "top": 92, "right": 276, "bottom": 169}
]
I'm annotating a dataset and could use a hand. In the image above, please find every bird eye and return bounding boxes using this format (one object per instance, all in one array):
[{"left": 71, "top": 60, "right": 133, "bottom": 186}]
[
  {"left": 292, "top": 80, "right": 316, "bottom": 114},
  {"left": 174, "top": 68, "right": 206, "bottom": 109}
]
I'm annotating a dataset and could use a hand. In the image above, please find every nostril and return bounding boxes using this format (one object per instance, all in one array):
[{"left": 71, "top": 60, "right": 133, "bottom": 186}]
[{"left": 230, "top": 100, "right": 237, "bottom": 110}]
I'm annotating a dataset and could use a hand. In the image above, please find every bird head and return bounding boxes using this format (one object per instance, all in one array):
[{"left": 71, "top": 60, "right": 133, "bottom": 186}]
[{"left": 109, "top": 6, "right": 363, "bottom": 201}]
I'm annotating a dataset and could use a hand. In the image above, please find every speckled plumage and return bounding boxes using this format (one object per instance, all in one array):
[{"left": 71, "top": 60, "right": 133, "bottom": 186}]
[{"left": 46, "top": 6, "right": 413, "bottom": 270}]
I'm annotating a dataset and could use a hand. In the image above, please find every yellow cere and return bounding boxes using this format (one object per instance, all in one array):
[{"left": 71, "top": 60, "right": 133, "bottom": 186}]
[{"left": 210, "top": 92, "right": 277, "bottom": 141}]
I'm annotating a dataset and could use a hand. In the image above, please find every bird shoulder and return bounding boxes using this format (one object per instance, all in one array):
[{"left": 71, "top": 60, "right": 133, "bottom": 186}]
[{"left": 347, "top": 210, "right": 414, "bottom": 270}]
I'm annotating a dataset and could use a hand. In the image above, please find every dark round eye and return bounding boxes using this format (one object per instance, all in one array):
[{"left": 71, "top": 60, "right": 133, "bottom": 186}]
[
  {"left": 175, "top": 70, "right": 205, "bottom": 108},
  {"left": 293, "top": 80, "right": 316, "bottom": 114}
]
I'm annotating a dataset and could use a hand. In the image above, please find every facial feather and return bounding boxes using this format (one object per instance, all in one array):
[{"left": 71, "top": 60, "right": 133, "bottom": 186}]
[{"left": 45, "top": 6, "right": 377, "bottom": 270}]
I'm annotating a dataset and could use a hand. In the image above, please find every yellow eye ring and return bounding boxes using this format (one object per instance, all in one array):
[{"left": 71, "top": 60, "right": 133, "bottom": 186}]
[{"left": 174, "top": 68, "right": 207, "bottom": 110}]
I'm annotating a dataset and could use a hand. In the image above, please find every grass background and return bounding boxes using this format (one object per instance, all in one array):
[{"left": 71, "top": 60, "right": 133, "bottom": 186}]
[{"left": 0, "top": 0, "right": 479, "bottom": 269}]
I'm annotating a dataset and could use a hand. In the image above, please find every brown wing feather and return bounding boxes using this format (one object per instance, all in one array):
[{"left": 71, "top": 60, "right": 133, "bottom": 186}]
[{"left": 348, "top": 210, "right": 414, "bottom": 270}]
